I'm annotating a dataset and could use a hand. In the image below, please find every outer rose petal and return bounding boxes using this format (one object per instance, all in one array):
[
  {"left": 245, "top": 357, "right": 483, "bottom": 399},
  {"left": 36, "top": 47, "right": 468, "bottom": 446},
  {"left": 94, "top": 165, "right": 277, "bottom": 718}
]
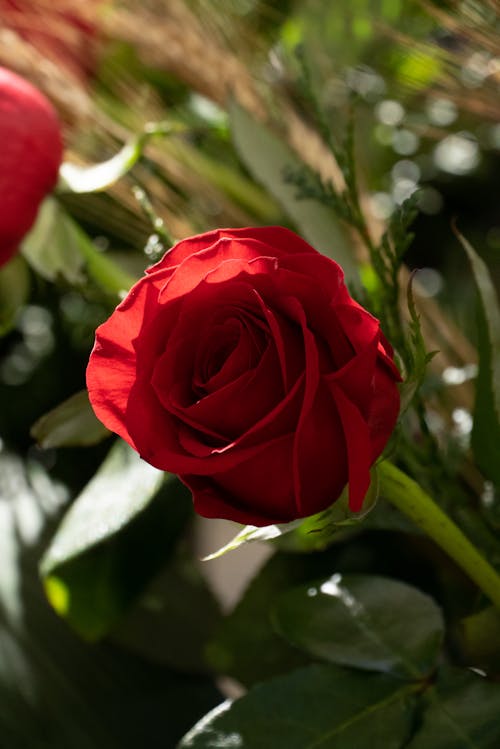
[{"left": 146, "top": 225, "right": 319, "bottom": 274}]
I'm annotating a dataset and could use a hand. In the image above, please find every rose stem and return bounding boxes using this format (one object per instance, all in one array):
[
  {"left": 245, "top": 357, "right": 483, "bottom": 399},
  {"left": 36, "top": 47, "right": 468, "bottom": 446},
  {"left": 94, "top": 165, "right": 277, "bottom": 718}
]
[{"left": 378, "top": 461, "right": 500, "bottom": 610}]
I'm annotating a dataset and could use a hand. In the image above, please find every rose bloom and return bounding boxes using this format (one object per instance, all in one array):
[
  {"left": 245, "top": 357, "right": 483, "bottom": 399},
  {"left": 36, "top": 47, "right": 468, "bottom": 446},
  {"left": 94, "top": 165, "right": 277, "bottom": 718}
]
[
  {"left": 87, "top": 227, "right": 401, "bottom": 526},
  {"left": 0, "top": 67, "right": 63, "bottom": 268}
]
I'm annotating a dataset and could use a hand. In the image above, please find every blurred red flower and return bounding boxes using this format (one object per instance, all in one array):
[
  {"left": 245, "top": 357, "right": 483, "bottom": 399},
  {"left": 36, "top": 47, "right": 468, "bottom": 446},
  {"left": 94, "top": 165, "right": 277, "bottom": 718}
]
[{"left": 0, "top": 66, "right": 63, "bottom": 267}]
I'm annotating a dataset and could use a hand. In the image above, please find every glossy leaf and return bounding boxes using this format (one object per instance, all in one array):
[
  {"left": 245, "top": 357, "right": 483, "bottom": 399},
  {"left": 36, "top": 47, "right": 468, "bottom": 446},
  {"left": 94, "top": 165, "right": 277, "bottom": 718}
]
[
  {"left": 0, "top": 452, "right": 221, "bottom": 748},
  {"left": 407, "top": 667, "right": 500, "bottom": 749},
  {"left": 206, "top": 547, "right": 360, "bottom": 687},
  {"left": 229, "top": 101, "right": 360, "bottom": 290},
  {"left": 41, "top": 440, "right": 192, "bottom": 638},
  {"left": 31, "top": 390, "right": 110, "bottom": 448},
  {"left": 454, "top": 227, "right": 500, "bottom": 487},
  {"left": 0, "top": 255, "right": 30, "bottom": 336},
  {"left": 179, "top": 664, "right": 417, "bottom": 749},
  {"left": 273, "top": 574, "right": 444, "bottom": 679}
]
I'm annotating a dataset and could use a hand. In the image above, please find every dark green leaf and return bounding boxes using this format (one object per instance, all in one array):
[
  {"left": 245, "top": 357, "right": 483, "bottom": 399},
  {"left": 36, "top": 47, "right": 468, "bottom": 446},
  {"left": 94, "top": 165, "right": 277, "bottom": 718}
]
[
  {"left": 0, "top": 452, "right": 220, "bottom": 748},
  {"left": 179, "top": 664, "right": 417, "bottom": 749},
  {"left": 229, "top": 101, "right": 360, "bottom": 291},
  {"left": 113, "top": 556, "right": 221, "bottom": 674},
  {"left": 0, "top": 255, "right": 30, "bottom": 336},
  {"left": 454, "top": 227, "right": 500, "bottom": 487},
  {"left": 407, "top": 667, "right": 500, "bottom": 749},
  {"left": 31, "top": 390, "right": 110, "bottom": 448},
  {"left": 41, "top": 440, "right": 192, "bottom": 638},
  {"left": 206, "top": 547, "right": 366, "bottom": 686},
  {"left": 273, "top": 574, "right": 444, "bottom": 679}
]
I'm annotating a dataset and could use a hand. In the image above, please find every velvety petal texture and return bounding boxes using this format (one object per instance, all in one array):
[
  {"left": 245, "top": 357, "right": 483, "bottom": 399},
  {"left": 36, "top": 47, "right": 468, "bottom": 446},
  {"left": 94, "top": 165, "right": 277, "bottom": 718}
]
[
  {"left": 0, "top": 66, "right": 63, "bottom": 268},
  {"left": 87, "top": 226, "right": 401, "bottom": 526}
]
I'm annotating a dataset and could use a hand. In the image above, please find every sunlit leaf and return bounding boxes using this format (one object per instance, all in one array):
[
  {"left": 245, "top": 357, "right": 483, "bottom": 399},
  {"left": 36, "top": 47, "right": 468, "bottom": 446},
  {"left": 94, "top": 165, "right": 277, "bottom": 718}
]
[
  {"left": 31, "top": 390, "right": 110, "bottom": 448},
  {"left": 273, "top": 574, "right": 444, "bottom": 680},
  {"left": 0, "top": 453, "right": 220, "bottom": 747},
  {"left": 59, "top": 122, "right": 182, "bottom": 194},
  {"left": 179, "top": 664, "right": 417, "bottom": 748},
  {"left": 40, "top": 440, "right": 192, "bottom": 638}
]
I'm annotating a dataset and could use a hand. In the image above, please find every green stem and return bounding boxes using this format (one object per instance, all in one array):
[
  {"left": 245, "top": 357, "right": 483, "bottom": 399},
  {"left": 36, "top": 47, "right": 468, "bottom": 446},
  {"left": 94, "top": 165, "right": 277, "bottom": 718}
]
[{"left": 378, "top": 461, "right": 500, "bottom": 610}]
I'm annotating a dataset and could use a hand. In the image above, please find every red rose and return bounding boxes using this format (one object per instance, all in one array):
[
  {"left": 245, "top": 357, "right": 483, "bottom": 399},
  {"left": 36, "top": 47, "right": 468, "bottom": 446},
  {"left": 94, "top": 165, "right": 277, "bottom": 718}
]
[
  {"left": 0, "top": 66, "right": 63, "bottom": 268},
  {"left": 87, "top": 227, "right": 401, "bottom": 526}
]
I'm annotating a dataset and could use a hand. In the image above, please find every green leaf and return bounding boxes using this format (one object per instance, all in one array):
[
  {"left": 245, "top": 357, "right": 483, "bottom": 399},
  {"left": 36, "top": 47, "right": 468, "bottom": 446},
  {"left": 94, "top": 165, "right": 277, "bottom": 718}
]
[
  {"left": 454, "top": 226, "right": 500, "bottom": 487},
  {"left": 59, "top": 122, "right": 183, "bottom": 193},
  {"left": 273, "top": 574, "right": 444, "bottom": 680},
  {"left": 229, "top": 101, "right": 360, "bottom": 291},
  {"left": 0, "top": 255, "right": 30, "bottom": 336},
  {"left": 113, "top": 556, "right": 222, "bottom": 674},
  {"left": 22, "top": 197, "right": 85, "bottom": 284},
  {"left": 22, "top": 198, "right": 136, "bottom": 294},
  {"left": 41, "top": 440, "right": 192, "bottom": 638},
  {"left": 31, "top": 390, "right": 110, "bottom": 448},
  {"left": 206, "top": 547, "right": 364, "bottom": 687},
  {"left": 0, "top": 452, "right": 221, "bottom": 747},
  {"left": 407, "top": 668, "right": 500, "bottom": 749},
  {"left": 179, "top": 664, "right": 417, "bottom": 748}
]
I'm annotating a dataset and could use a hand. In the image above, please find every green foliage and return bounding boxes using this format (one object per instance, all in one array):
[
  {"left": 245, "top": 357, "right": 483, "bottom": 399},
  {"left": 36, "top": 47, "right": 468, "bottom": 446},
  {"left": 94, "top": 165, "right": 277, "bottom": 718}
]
[
  {"left": 40, "top": 441, "right": 193, "bottom": 639},
  {"left": 406, "top": 668, "right": 500, "bottom": 749},
  {"left": 179, "top": 664, "right": 418, "bottom": 748},
  {"left": 31, "top": 390, "right": 110, "bottom": 448},
  {"left": 0, "top": 453, "right": 221, "bottom": 748},
  {"left": 22, "top": 198, "right": 136, "bottom": 295},
  {"left": 454, "top": 226, "right": 500, "bottom": 489},
  {"left": 0, "top": 255, "right": 30, "bottom": 336},
  {"left": 273, "top": 574, "right": 444, "bottom": 679}
]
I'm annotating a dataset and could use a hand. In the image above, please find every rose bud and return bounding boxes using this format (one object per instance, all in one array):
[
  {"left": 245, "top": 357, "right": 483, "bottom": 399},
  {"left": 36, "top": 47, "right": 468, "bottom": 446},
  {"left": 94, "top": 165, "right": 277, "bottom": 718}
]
[
  {"left": 87, "top": 227, "right": 401, "bottom": 527},
  {"left": 0, "top": 66, "right": 63, "bottom": 268}
]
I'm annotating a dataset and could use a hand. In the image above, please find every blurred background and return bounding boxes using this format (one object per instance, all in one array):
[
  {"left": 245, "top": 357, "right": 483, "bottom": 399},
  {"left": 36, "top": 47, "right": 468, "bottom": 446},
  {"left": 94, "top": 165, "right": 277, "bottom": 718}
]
[{"left": 1, "top": 0, "right": 499, "bottom": 746}]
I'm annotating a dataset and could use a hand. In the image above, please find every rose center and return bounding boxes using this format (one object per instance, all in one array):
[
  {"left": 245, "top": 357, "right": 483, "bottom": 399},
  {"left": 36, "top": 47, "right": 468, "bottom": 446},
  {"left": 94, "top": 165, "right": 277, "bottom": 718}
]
[{"left": 193, "top": 311, "right": 268, "bottom": 397}]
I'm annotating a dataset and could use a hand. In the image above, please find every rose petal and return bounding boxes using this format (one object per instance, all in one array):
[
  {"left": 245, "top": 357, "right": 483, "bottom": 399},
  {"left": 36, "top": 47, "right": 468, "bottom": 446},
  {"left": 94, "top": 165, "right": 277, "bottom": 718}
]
[
  {"left": 294, "top": 380, "right": 348, "bottom": 517},
  {"left": 146, "top": 225, "right": 319, "bottom": 275},
  {"left": 184, "top": 433, "right": 297, "bottom": 525},
  {"left": 155, "top": 340, "right": 283, "bottom": 439},
  {"left": 87, "top": 272, "right": 174, "bottom": 446},
  {"left": 330, "top": 383, "right": 373, "bottom": 512}
]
